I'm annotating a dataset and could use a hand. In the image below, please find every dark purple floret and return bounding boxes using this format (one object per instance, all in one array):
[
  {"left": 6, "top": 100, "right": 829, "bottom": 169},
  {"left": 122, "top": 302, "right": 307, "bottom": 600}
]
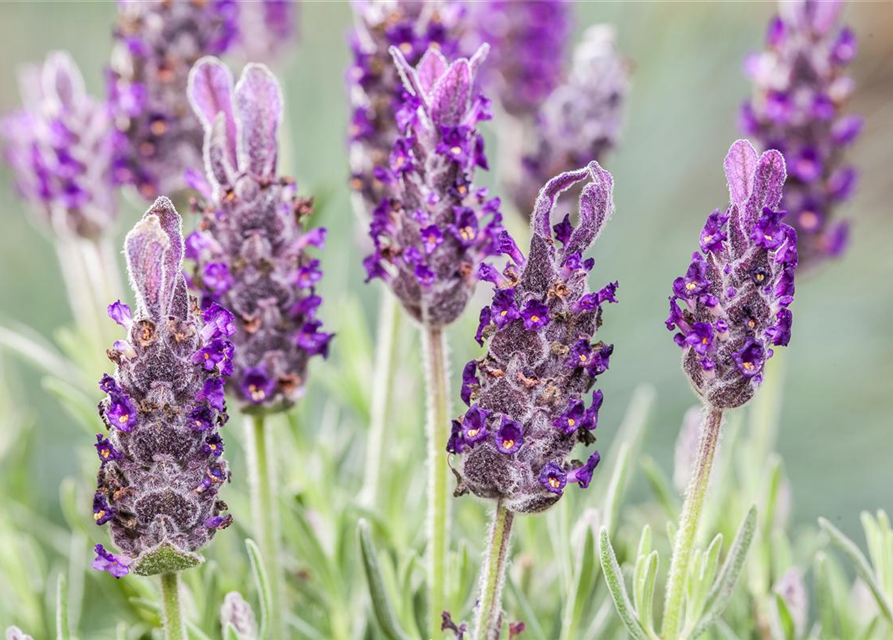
[
  {"left": 92, "top": 197, "right": 233, "bottom": 578},
  {"left": 1, "top": 51, "right": 117, "bottom": 239},
  {"left": 347, "top": 0, "right": 467, "bottom": 217},
  {"left": 450, "top": 162, "right": 616, "bottom": 514},
  {"left": 741, "top": 0, "right": 860, "bottom": 270},
  {"left": 666, "top": 140, "right": 797, "bottom": 409},
  {"left": 186, "top": 57, "right": 331, "bottom": 413}
]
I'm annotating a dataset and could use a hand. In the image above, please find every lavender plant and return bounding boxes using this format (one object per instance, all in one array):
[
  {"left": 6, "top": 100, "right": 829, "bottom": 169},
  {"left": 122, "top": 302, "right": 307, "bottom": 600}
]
[
  {"left": 233, "top": 0, "right": 299, "bottom": 66},
  {"left": 92, "top": 197, "right": 233, "bottom": 638},
  {"left": 509, "top": 25, "right": 630, "bottom": 214},
  {"left": 601, "top": 139, "right": 796, "bottom": 640},
  {"left": 1, "top": 51, "right": 122, "bottom": 346},
  {"left": 450, "top": 162, "right": 617, "bottom": 640},
  {"left": 741, "top": 0, "right": 861, "bottom": 271},
  {"left": 185, "top": 56, "right": 329, "bottom": 640}
]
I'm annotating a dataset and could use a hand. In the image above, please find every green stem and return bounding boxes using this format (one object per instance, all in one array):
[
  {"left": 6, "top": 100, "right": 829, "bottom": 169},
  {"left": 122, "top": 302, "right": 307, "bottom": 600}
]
[
  {"left": 246, "top": 414, "right": 285, "bottom": 640},
  {"left": 361, "top": 292, "right": 401, "bottom": 508},
  {"left": 661, "top": 408, "right": 724, "bottom": 640},
  {"left": 422, "top": 324, "right": 451, "bottom": 639},
  {"left": 748, "top": 350, "right": 786, "bottom": 465},
  {"left": 473, "top": 502, "right": 515, "bottom": 640},
  {"left": 160, "top": 573, "right": 186, "bottom": 640}
]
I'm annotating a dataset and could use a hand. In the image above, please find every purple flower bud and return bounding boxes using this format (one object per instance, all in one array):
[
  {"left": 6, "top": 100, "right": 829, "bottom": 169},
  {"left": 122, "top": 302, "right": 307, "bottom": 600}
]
[
  {"left": 347, "top": 0, "right": 467, "bottom": 216},
  {"left": 187, "top": 58, "right": 331, "bottom": 412},
  {"left": 668, "top": 141, "right": 797, "bottom": 409},
  {"left": 1, "top": 52, "right": 118, "bottom": 239},
  {"left": 91, "top": 544, "right": 130, "bottom": 579},
  {"left": 108, "top": 301, "right": 133, "bottom": 331},
  {"left": 742, "top": 4, "right": 860, "bottom": 270},
  {"left": 363, "top": 44, "right": 506, "bottom": 327},
  {"left": 108, "top": 0, "right": 240, "bottom": 199},
  {"left": 93, "top": 198, "right": 232, "bottom": 578},
  {"left": 220, "top": 592, "right": 259, "bottom": 640},
  {"left": 451, "top": 162, "right": 616, "bottom": 514},
  {"left": 510, "top": 25, "right": 630, "bottom": 214}
]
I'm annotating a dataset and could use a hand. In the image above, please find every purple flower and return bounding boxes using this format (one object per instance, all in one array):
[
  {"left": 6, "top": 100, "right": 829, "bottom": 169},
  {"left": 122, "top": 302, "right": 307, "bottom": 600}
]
[
  {"left": 700, "top": 209, "right": 729, "bottom": 253},
  {"left": 204, "top": 514, "right": 234, "bottom": 530},
  {"left": 107, "top": 301, "right": 133, "bottom": 330},
  {"left": 94, "top": 434, "right": 121, "bottom": 463},
  {"left": 538, "top": 462, "right": 568, "bottom": 496},
  {"left": 509, "top": 25, "right": 629, "bottom": 215},
  {"left": 361, "top": 44, "right": 506, "bottom": 328},
  {"left": 93, "top": 198, "right": 232, "bottom": 578},
  {"left": 667, "top": 141, "right": 797, "bottom": 409},
  {"left": 91, "top": 544, "right": 130, "bottom": 579},
  {"left": 567, "top": 451, "right": 601, "bottom": 489},
  {"left": 187, "top": 58, "right": 330, "bottom": 411},
  {"left": 495, "top": 416, "right": 524, "bottom": 454},
  {"left": 521, "top": 300, "right": 550, "bottom": 332},
  {"left": 1, "top": 52, "right": 118, "bottom": 239},
  {"left": 741, "top": 2, "right": 860, "bottom": 270},
  {"left": 451, "top": 162, "right": 616, "bottom": 514}
]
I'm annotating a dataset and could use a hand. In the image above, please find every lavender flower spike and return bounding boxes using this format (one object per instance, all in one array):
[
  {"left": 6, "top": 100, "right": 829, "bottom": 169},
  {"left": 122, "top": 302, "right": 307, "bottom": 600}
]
[
  {"left": 741, "top": 0, "right": 860, "bottom": 270},
  {"left": 92, "top": 197, "right": 233, "bottom": 578},
  {"left": 451, "top": 162, "right": 617, "bottom": 514},
  {"left": 108, "top": 0, "right": 239, "bottom": 200},
  {"left": 512, "top": 25, "right": 630, "bottom": 214},
  {"left": 469, "top": 0, "right": 571, "bottom": 117},
  {"left": 347, "top": 0, "right": 467, "bottom": 216},
  {"left": 1, "top": 51, "right": 117, "bottom": 239},
  {"left": 666, "top": 139, "right": 796, "bottom": 410},
  {"left": 186, "top": 57, "right": 331, "bottom": 412},
  {"left": 364, "top": 43, "right": 506, "bottom": 327}
]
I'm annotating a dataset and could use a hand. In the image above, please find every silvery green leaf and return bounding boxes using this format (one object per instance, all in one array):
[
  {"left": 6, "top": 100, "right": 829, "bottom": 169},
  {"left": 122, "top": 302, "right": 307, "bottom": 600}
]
[
  {"left": 640, "top": 456, "right": 679, "bottom": 520},
  {"left": 813, "top": 552, "right": 839, "bottom": 638},
  {"left": 634, "top": 551, "right": 659, "bottom": 637},
  {"left": 245, "top": 539, "right": 272, "bottom": 640},
  {"left": 55, "top": 573, "right": 70, "bottom": 640},
  {"left": 819, "top": 517, "right": 893, "bottom": 624},
  {"left": 691, "top": 506, "right": 757, "bottom": 639},
  {"left": 507, "top": 575, "right": 548, "bottom": 640},
  {"left": 357, "top": 519, "right": 412, "bottom": 640},
  {"left": 772, "top": 592, "right": 796, "bottom": 640},
  {"left": 598, "top": 527, "right": 650, "bottom": 640}
]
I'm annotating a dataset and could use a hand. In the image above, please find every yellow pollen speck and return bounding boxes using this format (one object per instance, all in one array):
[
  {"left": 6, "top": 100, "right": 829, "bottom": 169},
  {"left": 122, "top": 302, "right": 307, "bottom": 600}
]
[
  {"left": 395, "top": 156, "right": 405, "bottom": 168},
  {"left": 101, "top": 449, "right": 110, "bottom": 459},
  {"left": 118, "top": 414, "right": 128, "bottom": 424},
  {"left": 500, "top": 310, "right": 507, "bottom": 316},
  {"left": 467, "top": 428, "right": 479, "bottom": 438},
  {"left": 685, "top": 282, "right": 697, "bottom": 291},
  {"left": 703, "top": 234, "right": 713, "bottom": 244},
  {"left": 502, "top": 439, "right": 514, "bottom": 450},
  {"left": 204, "top": 353, "right": 210, "bottom": 360},
  {"left": 579, "top": 354, "right": 587, "bottom": 362},
  {"left": 568, "top": 418, "right": 575, "bottom": 427},
  {"left": 756, "top": 273, "right": 765, "bottom": 282},
  {"left": 450, "top": 146, "right": 462, "bottom": 155},
  {"left": 209, "top": 444, "right": 217, "bottom": 450},
  {"left": 764, "top": 234, "right": 772, "bottom": 241},
  {"left": 399, "top": 42, "right": 412, "bottom": 54},
  {"left": 94, "top": 511, "right": 105, "bottom": 521},
  {"left": 548, "top": 477, "right": 560, "bottom": 489},
  {"left": 249, "top": 384, "right": 266, "bottom": 401},
  {"left": 702, "top": 337, "right": 708, "bottom": 344},
  {"left": 743, "top": 362, "right": 754, "bottom": 371},
  {"left": 530, "top": 315, "right": 539, "bottom": 323},
  {"left": 748, "top": 320, "right": 756, "bottom": 329}
]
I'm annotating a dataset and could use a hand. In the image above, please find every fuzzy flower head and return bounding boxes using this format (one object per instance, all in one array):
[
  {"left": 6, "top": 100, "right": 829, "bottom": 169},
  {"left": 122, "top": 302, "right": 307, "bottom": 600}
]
[
  {"left": 107, "top": 0, "right": 240, "bottom": 200},
  {"left": 1, "top": 51, "right": 117, "bottom": 240},
  {"left": 347, "top": 0, "right": 467, "bottom": 217},
  {"left": 186, "top": 57, "right": 331, "bottom": 413},
  {"left": 232, "top": 0, "right": 299, "bottom": 65},
  {"left": 667, "top": 140, "right": 797, "bottom": 409},
  {"left": 364, "top": 44, "right": 505, "bottom": 327},
  {"left": 468, "top": 0, "right": 571, "bottom": 117},
  {"left": 450, "top": 162, "right": 616, "bottom": 514},
  {"left": 512, "top": 25, "right": 630, "bottom": 214},
  {"left": 92, "top": 198, "right": 233, "bottom": 578},
  {"left": 741, "top": 0, "right": 860, "bottom": 270}
]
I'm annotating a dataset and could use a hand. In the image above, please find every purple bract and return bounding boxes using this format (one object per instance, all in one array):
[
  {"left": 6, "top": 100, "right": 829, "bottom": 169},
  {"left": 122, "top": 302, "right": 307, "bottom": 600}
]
[{"left": 450, "top": 162, "right": 617, "bottom": 514}]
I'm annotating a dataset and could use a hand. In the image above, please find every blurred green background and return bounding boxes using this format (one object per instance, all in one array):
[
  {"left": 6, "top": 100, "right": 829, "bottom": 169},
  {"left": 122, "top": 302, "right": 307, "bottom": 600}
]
[{"left": 0, "top": 0, "right": 891, "bottom": 597}]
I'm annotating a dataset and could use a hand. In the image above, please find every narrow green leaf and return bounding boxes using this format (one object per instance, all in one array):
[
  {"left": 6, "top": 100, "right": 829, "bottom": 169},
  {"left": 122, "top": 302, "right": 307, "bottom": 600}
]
[
  {"left": 223, "top": 622, "right": 241, "bottom": 640},
  {"left": 772, "top": 593, "right": 796, "bottom": 640},
  {"left": 357, "top": 519, "right": 411, "bottom": 640},
  {"left": 56, "top": 572, "right": 71, "bottom": 640},
  {"left": 819, "top": 517, "right": 893, "bottom": 624},
  {"left": 639, "top": 551, "right": 659, "bottom": 637},
  {"left": 42, "top": 376, "right": 99, "bottom": 437},
  {"left": 245, "top": 538, "right": 272, "bottom": 640},
  {"left": 640, "top": 456, "right": 679, "bottom": 519},
  {"left": 814, "top": 552, "right": 838, "bottom": 638},
  {"left": 603, "top": 443, "right": 631, "bottom": 537},
  {"left": 506, "top": 576, "right": 548, "bottom": 640},
  {"left": 598, "top": 527, "right": 650, "bottom": 640},
  {"left": 691, "top": 506, "right": 757, "bottom": 639}
]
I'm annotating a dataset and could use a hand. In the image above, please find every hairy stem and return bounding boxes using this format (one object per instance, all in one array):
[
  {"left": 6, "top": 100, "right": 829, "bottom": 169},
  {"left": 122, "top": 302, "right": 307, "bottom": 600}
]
[
  {"left": 361, "top": 292, "right": 401, "bottom": 507},
  {"left": 422, "top": 324, "right": 451, "bottom": 639},
  {"left": 246, "top": 414, "right": 285, "bottom": 640},
  {"left": 662, "top": 408, "right": 724, "bottom": 640},
  {"left": 473, "top": 502, "right": 515, "bottom": 640},
  {"left": 160, "top": 573, "right": 186, "bottom": 640}
]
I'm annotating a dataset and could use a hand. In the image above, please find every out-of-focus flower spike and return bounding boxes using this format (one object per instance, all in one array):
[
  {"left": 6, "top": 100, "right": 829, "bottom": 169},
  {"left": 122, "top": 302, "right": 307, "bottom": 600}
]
[{"left": 234, "top": 63, "right": 283, "bottom": 178}]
